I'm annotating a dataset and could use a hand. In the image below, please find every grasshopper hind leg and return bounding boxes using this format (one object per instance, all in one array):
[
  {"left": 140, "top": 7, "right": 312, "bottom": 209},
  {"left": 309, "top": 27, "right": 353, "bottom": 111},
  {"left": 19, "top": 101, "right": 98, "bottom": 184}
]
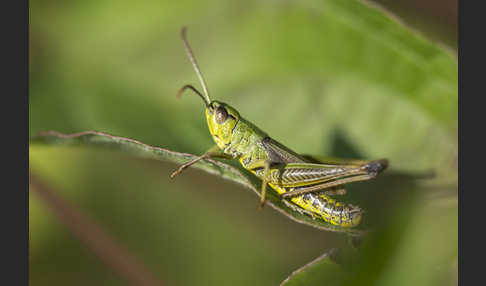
[{"left": 319, "top": 187, "right": 347, "bottom": 197}]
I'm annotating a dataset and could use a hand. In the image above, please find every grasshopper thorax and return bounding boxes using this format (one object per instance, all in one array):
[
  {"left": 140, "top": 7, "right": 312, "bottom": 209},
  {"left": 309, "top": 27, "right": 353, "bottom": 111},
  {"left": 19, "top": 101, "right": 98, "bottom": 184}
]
[{"left": 206, "top": 100, "right": 240, "bottom": 149}]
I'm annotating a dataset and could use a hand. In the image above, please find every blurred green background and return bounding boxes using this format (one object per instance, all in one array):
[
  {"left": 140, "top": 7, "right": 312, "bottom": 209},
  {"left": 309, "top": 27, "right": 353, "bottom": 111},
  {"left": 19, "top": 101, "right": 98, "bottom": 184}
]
[{"left": 29, "top": 0, "right": 457, "bottom": 285}]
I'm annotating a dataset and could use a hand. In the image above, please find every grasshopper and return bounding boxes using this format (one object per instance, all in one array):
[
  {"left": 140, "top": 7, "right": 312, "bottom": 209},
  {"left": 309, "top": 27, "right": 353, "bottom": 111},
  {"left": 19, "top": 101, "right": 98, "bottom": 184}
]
[{"left": 170, "top": 27, "right": 388, "bottom": 227}]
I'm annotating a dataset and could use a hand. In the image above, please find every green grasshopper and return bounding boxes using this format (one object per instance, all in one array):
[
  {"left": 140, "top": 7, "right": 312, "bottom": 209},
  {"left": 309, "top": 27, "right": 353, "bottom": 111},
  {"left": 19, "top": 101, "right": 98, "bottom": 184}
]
[{"left": 170, "top": 27, "right": 388, "bottom": 227}]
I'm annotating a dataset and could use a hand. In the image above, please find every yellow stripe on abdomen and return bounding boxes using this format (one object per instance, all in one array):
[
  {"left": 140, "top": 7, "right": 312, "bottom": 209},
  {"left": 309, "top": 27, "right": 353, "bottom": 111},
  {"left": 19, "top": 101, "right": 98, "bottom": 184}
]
[{"left": 268, "top": 183, "right": 362, "bottom": 227}]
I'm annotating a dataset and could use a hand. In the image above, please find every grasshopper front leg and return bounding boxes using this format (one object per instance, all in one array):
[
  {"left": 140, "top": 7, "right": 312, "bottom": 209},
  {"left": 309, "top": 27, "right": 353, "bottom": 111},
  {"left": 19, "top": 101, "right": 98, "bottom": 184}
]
[{"left": 170, "top": 145, "right": 231, "bottom": 178}]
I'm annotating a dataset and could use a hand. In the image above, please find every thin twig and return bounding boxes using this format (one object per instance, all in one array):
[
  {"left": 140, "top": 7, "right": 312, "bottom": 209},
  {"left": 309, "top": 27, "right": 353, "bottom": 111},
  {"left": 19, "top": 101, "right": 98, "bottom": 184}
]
[{"left": 29, "top": 171, "right": 164, "bottom": 286}]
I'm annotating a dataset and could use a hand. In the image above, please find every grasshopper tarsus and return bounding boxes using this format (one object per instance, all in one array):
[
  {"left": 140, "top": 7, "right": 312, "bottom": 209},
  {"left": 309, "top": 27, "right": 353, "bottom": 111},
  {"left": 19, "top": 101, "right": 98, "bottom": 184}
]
[
  {"left": 170, "top": 169, "right": 182, "bottom": 179},
  {"left": 170, "top": 162, "right": 193, "bottom": 178},
  {"left": 258, "top": 202, "right": 265, "bottom": 210}
]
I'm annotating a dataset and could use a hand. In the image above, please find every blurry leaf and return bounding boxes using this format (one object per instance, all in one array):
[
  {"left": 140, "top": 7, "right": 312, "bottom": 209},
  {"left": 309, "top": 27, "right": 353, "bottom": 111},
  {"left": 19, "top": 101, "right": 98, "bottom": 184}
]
[
  {"left": 29, "top": 0, "right": 457, "bottom": 179},
  {"left": 280, "top": 248, "right": 347, "bottom": 286},
  {"left": 31, "top": 130, "right": 366, "bottom": 236},
  {"left": 339, "top": 193, "right": 458, "bottom": 286},
  {"left": 280, "top": 190, "right": 457, "bottom": 286},
  {"left": 29, "top": 173, "right": 165, "bottom": 286}
]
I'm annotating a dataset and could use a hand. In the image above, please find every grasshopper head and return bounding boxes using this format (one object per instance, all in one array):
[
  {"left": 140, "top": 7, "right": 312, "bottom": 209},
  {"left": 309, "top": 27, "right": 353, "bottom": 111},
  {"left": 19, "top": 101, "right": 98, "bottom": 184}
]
[
  {"left": 206, "top": 101, "right": 240, "bottom": 149},
  {"left": 177, "top": 27, "right": 239, "bottom": 149}
]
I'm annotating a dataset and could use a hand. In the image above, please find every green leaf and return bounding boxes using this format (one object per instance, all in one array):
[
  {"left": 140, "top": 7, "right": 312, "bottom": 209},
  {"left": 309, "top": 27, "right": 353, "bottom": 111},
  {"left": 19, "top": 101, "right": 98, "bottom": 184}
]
[
  {"left": 280, "top": 249, "right": 346, "bottom": 286},
  {"left": 31, "top": 130, "right": 367, "bottom": 236}
]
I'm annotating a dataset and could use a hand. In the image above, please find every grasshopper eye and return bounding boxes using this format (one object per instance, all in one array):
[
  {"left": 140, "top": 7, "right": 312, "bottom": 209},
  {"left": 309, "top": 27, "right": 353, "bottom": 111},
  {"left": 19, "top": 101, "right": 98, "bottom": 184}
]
[{"left": 215, "top": 106, "right": 228, "bottom": 124}]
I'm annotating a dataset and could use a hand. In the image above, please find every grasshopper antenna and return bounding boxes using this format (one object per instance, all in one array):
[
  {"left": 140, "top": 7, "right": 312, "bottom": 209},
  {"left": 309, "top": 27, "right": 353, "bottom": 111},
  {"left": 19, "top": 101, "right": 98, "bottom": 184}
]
[
  {"left": 179, "top": 27, "right": 211, "bottom": 106},
  {"left": 176, "top": 85, "right": 209, "bottom": 107}
]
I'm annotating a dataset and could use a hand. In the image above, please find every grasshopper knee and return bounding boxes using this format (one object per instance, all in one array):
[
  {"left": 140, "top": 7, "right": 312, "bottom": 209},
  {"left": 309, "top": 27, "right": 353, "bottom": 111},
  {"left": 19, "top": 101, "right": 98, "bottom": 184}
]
[{"left": 364, "top": 159, "right": 388, "bottom": 176}]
